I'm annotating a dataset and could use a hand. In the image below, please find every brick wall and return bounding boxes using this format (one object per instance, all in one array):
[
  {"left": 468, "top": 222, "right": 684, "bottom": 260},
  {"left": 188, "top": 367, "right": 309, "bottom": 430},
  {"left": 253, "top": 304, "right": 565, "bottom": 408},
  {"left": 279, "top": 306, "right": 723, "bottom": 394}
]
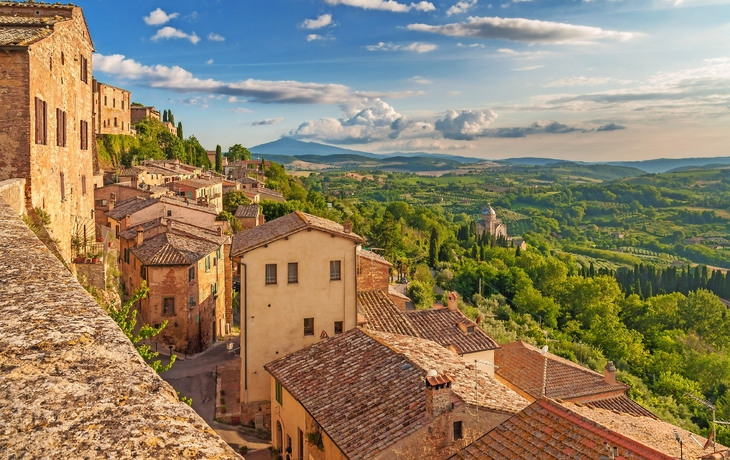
[{"left": 357, "top": 256, "right": 390, "bottom": 292}]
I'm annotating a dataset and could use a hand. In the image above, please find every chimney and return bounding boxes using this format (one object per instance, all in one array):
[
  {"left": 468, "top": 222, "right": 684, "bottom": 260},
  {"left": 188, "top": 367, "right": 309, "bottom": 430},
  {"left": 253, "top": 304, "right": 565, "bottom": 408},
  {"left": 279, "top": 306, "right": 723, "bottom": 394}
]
[
  {"left": 447, "top": 291, "right": 459, "bottom": 311},
  {"left": 217, "top": 226, "right": 223, "bottom": 236},
  {"left": 108, "top": 195, "right": 115, "bottom": 212},
  {"left": 135, "top": 227, "right": 145, "bottom": 246},
  {"left": 166, "top": 218, "right": 173, "bottom": 233},
  {"left": 124, "top": 214, "right": 131, "bottom": 231},
  {"left": 604, "top": 361, "right": 617, "bottom": 385},
  {"left": 343, "top": 220, "right": 353, "bottom": 234},
  {"left": 425, "top": 371, "right": 454, "bottom": 418}
]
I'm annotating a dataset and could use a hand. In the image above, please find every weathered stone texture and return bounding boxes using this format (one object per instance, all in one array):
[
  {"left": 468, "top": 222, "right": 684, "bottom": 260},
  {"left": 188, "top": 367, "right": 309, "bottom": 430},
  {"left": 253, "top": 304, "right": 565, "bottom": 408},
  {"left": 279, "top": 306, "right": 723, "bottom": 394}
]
[
  {"left": 92, "top": 79, "right": 132, "bottom": 135},
  {"left": 0, "top": 197, "right": 241, "bottom": 459},
  {"left": 0, "top": 178, "right": 26, "bottom": 215},
  {"left": 75, "top": 260, "right": 106, "bottom": 291}
]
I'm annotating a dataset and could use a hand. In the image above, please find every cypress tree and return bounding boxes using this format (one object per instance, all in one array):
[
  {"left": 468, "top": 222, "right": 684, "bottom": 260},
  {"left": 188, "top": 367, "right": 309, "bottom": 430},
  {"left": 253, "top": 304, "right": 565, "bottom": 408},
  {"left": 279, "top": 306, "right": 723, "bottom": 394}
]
[
  {"left": 169, "top": 112, "right": 175, "bottom": 125},
  {"left": 215, "top": 145, "right": 223, "bottom": 173},
  {"left": 177, "top": 122, "right": 183, "bottom": 140},
  {"left": 163, "top": 109, "right": 168, "bottom": 123},
  {"left": 428, "top": 228, "right": 439, "bottom": 267}
]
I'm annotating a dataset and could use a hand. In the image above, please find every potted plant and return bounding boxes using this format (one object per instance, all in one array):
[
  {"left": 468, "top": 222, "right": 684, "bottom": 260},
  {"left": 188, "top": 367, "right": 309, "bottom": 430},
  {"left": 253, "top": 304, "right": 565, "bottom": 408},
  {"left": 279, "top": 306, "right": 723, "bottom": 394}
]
[{"left": 221, "top": 405, "right": 226, "bottom": 413}]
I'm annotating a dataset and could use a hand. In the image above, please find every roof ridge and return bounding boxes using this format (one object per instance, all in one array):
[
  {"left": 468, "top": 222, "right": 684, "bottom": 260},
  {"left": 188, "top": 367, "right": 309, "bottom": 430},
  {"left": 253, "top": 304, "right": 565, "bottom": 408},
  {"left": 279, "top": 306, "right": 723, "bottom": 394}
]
[{"left": 540, "top": 399, "right": 675, "bottom": 459}]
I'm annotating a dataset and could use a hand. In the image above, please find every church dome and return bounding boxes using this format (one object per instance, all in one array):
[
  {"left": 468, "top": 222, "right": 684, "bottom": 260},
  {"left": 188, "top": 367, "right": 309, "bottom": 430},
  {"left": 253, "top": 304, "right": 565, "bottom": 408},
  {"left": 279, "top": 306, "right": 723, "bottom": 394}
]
[{"left": 481, "top": 204, "right": 496, "bottom": 216}]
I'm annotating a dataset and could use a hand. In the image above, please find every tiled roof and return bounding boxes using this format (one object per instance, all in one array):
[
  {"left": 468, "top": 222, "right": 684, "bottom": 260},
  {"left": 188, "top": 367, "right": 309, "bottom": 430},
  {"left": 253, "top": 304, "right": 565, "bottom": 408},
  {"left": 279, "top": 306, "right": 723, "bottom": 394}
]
[
  {"left": 130, "top": 232, "right": 219, "bottom": 266},
  {"left": 585, "top": 395, "right": 656, "bottom": 418},
  {"left": 159, "top": 195, "right": 218, "bottom": 215},
  {"left": 495, "top": 341, "right": 628, "bottom": 400},
  {"left": 450, "top": 399, "right": 680, "bottom": 460},
  {"left": 358, "top": 249, "right": 392, "bottom": 266},
  {"left": 369, "top": 331, "right": 527, "bottom": 414},
  {"left": 358, "top": 290, "right": 419, "bottom": 336},
  {"left": 231, "top": 211, "right": 362, "bottom": 256},
  {"left": 237, "top": 177, "right": 263, "bottom": 184},
  {"left": 106, "top": 196, "right": 159, "bottom": 221},
  {"left": 118, "top": 217, "right": 227, "bottom": 246},
  {"left": 388, "top": 286, "right": 411, "bottom": 300},
  {"left": 405, "top": 309, "right": 500, "bottom": 354},
  {"left": 257, "top": 187, "right": 285, "bottom": 198},
  {"left": 234, "top": 204, "right": 259, "bottom": 218},
  {"left": 171, "top": 178, "right": 220, "bottom": 189},
  {"left": 118, "top": 167, "right": 146, "bottom": 177},
  {"left": 265, "top": 328, "right": 429, "bottom": 460},
  {"left": 0, "top": 15, "right": 67, "bottom": 47}
]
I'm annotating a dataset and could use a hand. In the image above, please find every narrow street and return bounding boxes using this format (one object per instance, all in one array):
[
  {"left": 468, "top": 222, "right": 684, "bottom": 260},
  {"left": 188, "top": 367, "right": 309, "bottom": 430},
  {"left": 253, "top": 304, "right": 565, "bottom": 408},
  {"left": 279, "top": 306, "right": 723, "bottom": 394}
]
[{"left": 157, "top": 335, "right": 271, "bottom": 458}]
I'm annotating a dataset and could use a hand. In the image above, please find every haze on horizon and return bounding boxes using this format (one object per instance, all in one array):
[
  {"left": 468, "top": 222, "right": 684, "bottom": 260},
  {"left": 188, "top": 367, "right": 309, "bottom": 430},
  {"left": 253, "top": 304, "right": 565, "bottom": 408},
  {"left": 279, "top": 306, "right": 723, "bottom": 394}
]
[{"left": 86, "top": 0, "right": 730, "bottom": 162}]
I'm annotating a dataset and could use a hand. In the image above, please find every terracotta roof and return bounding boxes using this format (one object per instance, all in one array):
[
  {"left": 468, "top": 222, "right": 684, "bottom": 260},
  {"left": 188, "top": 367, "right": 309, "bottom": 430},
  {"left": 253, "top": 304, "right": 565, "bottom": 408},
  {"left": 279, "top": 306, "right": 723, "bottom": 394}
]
[
  {"left": 237, "top": 177, "right": 262, "bottom": 184},
  {"left": 231, "top": 211, "right": 362, "bottom": 256},
  {"left": 170, "top": 178, "right": 220, "bottom": 189},
  {"left": 159, "top": 195, "right": 218, "bottom": 215},
  {"left": 0, "top": 15, "right": 68, "bottom": 47},
  {"left": 106, "top": 196, "right": 159, "bottom": 221},
  {"left": 234, "top": 204, "right": 259, "bottom": 218},
  {"left": 358, "top": 290, "right": 419, "bottom": 336},
  {"left": 130, "top": 232, "right": 219, "bottom": 266},
  {"left": 585, "top": 395, "right": 656, "bottom": 418},
  {"left": 264, "top": 328, "right": 429, "bottom": 460},
  {"left": 405, "top": 309, "right": 500, "bottom": 354},
  {"left": 388, "top": 285, "right": 411, "bottom": 300},
  {"left": 118, "top": 217, "right": 227, "bottom": 246},
  {"left": 257, "top": 187, "right": 285, "bottom": 199},
  {"left": 358, "top": 249, "right": 392, "bottom": 266},
  {"left": 495, "top": 341, "right": 628, "bottom": 400},
  {"left": 369, "top": 331, "right": 527, "bottom": 414},
  {"left": 450, "top": 399, "right": 682, "bottom": 460},
  {"left": 118, "top": 167, "right": 146, "bottom": 177}
]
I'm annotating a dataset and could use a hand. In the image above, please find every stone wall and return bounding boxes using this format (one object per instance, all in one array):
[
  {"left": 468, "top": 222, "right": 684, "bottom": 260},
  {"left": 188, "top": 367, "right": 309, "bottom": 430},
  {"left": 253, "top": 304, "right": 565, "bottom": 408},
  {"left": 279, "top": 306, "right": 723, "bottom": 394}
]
[
  {"left": 0, "top": 178, "right": 26, "bottom": 216},
  {"left": 0, "top": 197, "right": 241, "bottom": 458},
  {"left": 75, "top": 260, "right": 106, "bottom": 291},
  {"left": 357, "top": 255, "right": 390, "bottom": 292},
  {"left": 93, "top": 79, "right": 132, "bottom": 135}
]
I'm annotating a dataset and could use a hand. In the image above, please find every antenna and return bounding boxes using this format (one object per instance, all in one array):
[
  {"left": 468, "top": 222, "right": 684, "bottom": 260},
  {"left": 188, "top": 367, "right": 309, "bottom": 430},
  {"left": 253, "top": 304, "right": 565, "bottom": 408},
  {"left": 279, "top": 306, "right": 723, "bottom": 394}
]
[
  {"left": 685, "top": 393, "right": 718, "bottom": 452},
  {"left": 466, "top": 360, "right": 499, "bottom": 420}
]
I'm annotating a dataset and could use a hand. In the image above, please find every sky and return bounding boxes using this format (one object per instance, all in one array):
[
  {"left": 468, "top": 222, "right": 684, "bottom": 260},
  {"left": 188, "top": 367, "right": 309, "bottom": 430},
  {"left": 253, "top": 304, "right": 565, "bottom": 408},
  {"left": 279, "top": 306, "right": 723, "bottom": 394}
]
[{"left": 84, "top": 0, "right": 730, "bottom": 161}]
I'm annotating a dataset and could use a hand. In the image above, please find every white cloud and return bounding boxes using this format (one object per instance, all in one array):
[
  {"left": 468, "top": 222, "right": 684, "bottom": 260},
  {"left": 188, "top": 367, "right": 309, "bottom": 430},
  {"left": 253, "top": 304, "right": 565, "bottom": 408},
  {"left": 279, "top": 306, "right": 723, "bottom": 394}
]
[
  {"left": 205, "top": 59, "right": 214, "bottom": 65},
  {"left": 252, "top": 118, "right": 285, "bottom": 126},
  {"left": 151, "top": 27, "right": 200, "bottom": 44},
  {"left": 307, "top": 34, "right": 324, "bottom": 41},
  {"left": 497, "top": 48, "right": 550, "bottom": 59},
  {"left": 448, "top": 91, "right": 462, "bottom": 95},
  {"left": 542, "top": 76, "right": 630, "bottom": 87},
  {"left": 93, "top": 53, "right": 415, "bottom": 104},
  {"left": 512, "top": 65, "right": 543, "bottom": 71},
  {"left": 301, "top": 14, "right": 334, "bottom": 29},
  {"left": 434, "top": 109, "right": 498, "bottom": 139},
  {"left": 378, "top": 139, "right": 476, "bottom": 151},
  {"left": 407, "top": 16, "right": 641, "bottom": 44},
  {"left": 411, "top": 76, "right": 433, "bottom": 84},
  {"left": 231, "top": 107, "right": 254, "bottom": 114},
  {"left": 447, "top": 0, "right": 478, "bottom": 15},
  {"left": 144, "top": 8, "right": 179, "bottom": 26},
  {"left": 208, "top": 33, "right": 225, "bottom": 42},
  {"left": 323, "top": 0, "right": 435, "bottom": 12},
  {"left": 366, "top": 42, "right": 437, "bottom": 53},
  {"left": 457, "top": 42, "right": 485, "bottom": 48}
]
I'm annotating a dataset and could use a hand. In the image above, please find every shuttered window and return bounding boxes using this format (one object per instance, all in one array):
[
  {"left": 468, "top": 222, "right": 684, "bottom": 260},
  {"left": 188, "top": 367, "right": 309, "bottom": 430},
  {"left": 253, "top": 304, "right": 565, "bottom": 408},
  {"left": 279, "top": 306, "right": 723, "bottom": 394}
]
[
  {"left": 81, "top": 175, "right": 87, "bottom": 196},
  {"left": 80, "top": 120, "right": 89, "bottom": 150},
  {"left": 56, "top": 108, "right": 66, "bottom": 147},
  {"left": 80, "top": 55, "right": 88, "bottom": 83},
  {"left": 34, "top": 98, "right": 47, "bottom": 145},
  {"left": 59, "top": 172, "right": 65, "bottom": 202}
]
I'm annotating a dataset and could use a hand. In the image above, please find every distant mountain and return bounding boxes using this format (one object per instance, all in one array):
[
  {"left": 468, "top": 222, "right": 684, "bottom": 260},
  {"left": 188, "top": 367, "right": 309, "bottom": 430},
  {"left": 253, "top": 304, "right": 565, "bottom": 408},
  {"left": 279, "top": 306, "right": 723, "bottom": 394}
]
[
  {"left": 249, "top": 138, "right": 483, "bottom": 164},
  {"left": 499, "top": 156, "right": 730, "bottom": 174}
]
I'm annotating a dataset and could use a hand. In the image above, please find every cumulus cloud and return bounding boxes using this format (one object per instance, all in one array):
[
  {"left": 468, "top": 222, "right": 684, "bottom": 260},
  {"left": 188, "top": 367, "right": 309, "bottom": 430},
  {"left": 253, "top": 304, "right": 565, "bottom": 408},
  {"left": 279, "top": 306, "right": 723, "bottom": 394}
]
[
  {"left": 301, "top": 14, "right": 334, "bottom": 29},
  {"left": 407, "top": 16, "right": 640, "bottom": 44},
  {"left": 252, "top": 118, "right": 285, "bottom": 126},
  {"left": 307, "top": 34, "right": 325, "bottom": 41},
  {"left": 205, "top": 59, "right": 214, "bottom": 65},
  {"left": 324, "top": 0, "right": 435, "bottom": 12},
  {"left": 378, "top": 139, "right": 476, "bottom": 151},
  {"left": 151, "top": 27, "right": 200, "bottom": 44},
  {"left": 596, "top": 123, "right": 626, "bottom": 131},
  {"left": 434, "top": 109, "right": 498, "bottom": 139},
  {"left": 208, "top": 33, "right": 225, "bottom": 42},
  {"left": 93, "top": 53, "right": 414, "bottom": 105},
  {"left": 447, "top": 0, "right": 478, "bottom": 15},
  {"left": 366, "top": 42, "right": 437, "bottom": 53},
  {"left": 144, "top": 8, "right": 179, "bottom": 26}
]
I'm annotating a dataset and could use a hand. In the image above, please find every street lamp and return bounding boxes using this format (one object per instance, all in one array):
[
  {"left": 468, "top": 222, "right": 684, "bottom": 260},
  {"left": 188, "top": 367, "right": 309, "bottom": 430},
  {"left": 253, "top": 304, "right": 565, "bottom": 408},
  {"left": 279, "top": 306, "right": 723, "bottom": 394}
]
[{"left": 168, "top": 345, "right": 173, "bottom": 361}]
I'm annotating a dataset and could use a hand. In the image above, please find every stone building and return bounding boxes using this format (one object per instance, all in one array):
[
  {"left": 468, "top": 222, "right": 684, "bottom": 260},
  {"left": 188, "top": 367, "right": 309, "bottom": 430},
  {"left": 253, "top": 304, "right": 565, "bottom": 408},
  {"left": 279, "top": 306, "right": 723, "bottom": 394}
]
[
  {"left": 167, "top": 177, "right": 223, "bottom": 213},
  {"left": 476, "top": 204, "right": 507, "bottom": 238},
  {"left": 92, "top": 79, "right": 131, "bottom": 135},
  {"left": 130, "top": 105, "right": 160, "bottom": 123},
  {"left": 118, "top": 217, "right": 229, "bottom": 353},
  {"left": 234, "top": 204, "right": 264, "bottom": 230},
  {"left": 230, "top": 211, "right": 362, "bottom": 422},
  {"left": 264, "top": 328, "right": 527, "bottom": 460},
  {"left": 0, "top": 2, "right": 96, "bottom": 262},
  {"left": 92, "top": 184, "right": 151, "bottom": 228},
  {"left": 356, "top": 248, "right": 414, "bottom": 308}
]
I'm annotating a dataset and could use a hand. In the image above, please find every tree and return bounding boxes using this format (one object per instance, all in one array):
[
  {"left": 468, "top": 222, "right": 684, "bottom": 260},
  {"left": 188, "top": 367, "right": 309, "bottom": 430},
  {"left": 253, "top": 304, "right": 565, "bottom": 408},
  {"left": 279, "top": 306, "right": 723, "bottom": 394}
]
[
  {"left": 169, "top": 112, "right": 175, "bottom": 125},
  {"left": 223, "top": 190, "right": 251, "bottom": 214},
  {"left": 217, "top": 210, "right": 242, "bottom": 234},
  {"left": 107, "top": 281, "right": 176, "bottom": 373},
  {"left": 226, "top": 144, "right": 252, "bottom": 162},
  {"left": 176, "top": 122, "right": 183, "bottom": 140},
  {"left": 162, "top": 109, "right": 168, "bottom": 123},
  {"left": 215, "top": 144, "right": 223, "bottom": 173},
  {"left": 428, "top": 227, "right": 439, "bottom": 267}
]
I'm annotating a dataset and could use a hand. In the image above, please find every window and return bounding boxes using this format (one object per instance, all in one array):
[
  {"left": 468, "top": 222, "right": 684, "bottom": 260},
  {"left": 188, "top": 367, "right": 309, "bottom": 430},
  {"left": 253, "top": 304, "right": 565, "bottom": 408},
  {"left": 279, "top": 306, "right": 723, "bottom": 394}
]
[
  {"left": 140, "top": 265, "right": 146, "bottom": 280},
  {"left": 454, "top": 421, "right": 463, "bottom": 440},
  {"left": 288, "top": 263, "right": 298, "bottom": 284},
  {"left": 113, "top": 98, "right": 116, "bottom": 108},
  {"left": 212, "top": 282, "right": 218, "bottom": 298},
  {"left": 304, "top": 318, "right": 314, "bottom": 336},
  {"left": 298, "top": 430, "right": 304, "bottom": 460},
  {"left": 287, "top": 435, "right": 292, "bottom": 454},
  {"left": 217, "top": 247, "right": 223, "bottom": 260},
  {"left": 123, "top": 248, "right": 130, "bottom": 264},
  {"left": 330, "top": 260, "right": 341, "bottom": 281},
  {"left": 80, "top": 120, "right": 89, "bottom": 150},
  {"left": 56, "top": 109, "right": 67, "bottom": 146},
  {"left": 467, "top": 325, "right": 475, "bottom": 333},
  {"left": 189, "top": 266, "right": 195, "bottom": 282},
  {"left": 122, "top": 100, "right": 125, "bottom": 110},
  {"left": 275, "top": 380, "right": 283, "bottom": 405},
  {"left": 80, "top": 54, "right": 88, "bottom": 83},
  {"left": 167, "top": 210, "right": 172, "bottom": 217},
  {"left": 163, "top": 297, "right": 175, "bottom": 315},
  {"left": 266, "top": 264, "right": 277, "bottom": 284},
  {"left": 189, "top": 295, "right": 196, "bottom": 308},
  {"left": 59, "top": 172, "right": 65, "bottom": 202},
  {"left": 205, "top": 255, "right": 211, "bottom": 272},
  {"left": 334, "top": 321, "right": 343, "bottom": 335},
  {"left": 104, "top": 96, "right": 107, "bottom": 106},
  {"left": 81, "top": 175, "right": 87, "bottom": 196},
  {"left": 196, "top": 313, "right": 199, "bottom": 324},
  {"left": 34, "top": 97, "right": 47, "bottom": 145},
  {"left": 61, "top": 52, "right": 64, "bottom": 65},
  {"left": 114, "top": 117, "right": 118, "bottom": 127}
]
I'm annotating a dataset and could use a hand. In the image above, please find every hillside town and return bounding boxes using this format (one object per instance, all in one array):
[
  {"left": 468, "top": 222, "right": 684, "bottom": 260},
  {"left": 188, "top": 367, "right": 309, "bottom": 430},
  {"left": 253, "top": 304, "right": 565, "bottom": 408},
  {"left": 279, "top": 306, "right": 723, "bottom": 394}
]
[{"left": 2, "top": 2, "right": 730, "bottom": 460}]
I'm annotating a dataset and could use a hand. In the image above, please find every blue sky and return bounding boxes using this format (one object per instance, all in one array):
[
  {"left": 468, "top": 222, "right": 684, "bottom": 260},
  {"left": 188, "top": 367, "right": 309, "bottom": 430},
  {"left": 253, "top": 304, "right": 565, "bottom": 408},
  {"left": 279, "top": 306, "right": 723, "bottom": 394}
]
[{"left": 85, "top": 0, "right": 730, "bottom": 160}]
